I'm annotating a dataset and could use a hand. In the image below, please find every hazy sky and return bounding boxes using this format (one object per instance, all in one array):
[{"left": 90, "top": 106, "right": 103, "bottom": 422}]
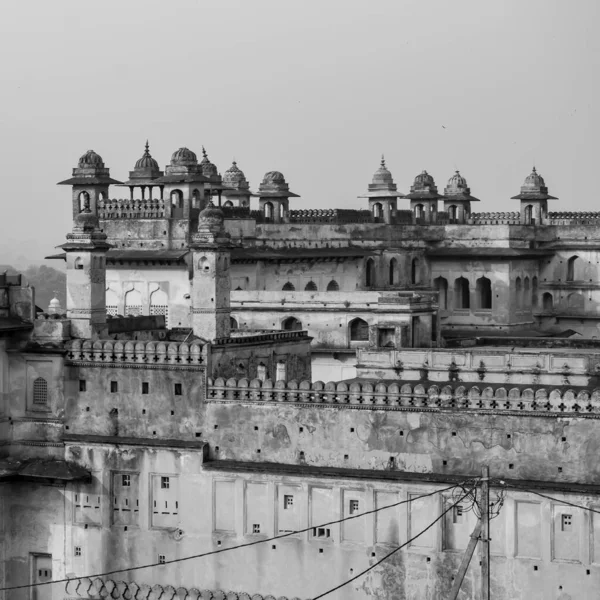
[{"left": 0, "top": 0, "right": 598, "bottom": 264}]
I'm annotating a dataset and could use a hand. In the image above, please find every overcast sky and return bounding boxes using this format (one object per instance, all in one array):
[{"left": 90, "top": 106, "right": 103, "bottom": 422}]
[{"left": 0, "top": 0, "right": 597, "bottom": 264}]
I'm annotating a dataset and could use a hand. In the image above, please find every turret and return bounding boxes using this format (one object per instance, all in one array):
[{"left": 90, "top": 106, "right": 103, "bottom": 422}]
[
  {"left": 442, "top": 171, "right": 480, "bottom": 224},
  {"left": 511, "top": 167, "right": 557, "bottom": 225},
  {"left": 120, "top": 141, "right": 164, "bottom": 200},
  {"left": 190, "top": 202, "right": 233, "bottom": 340},
  {"left": 257, "top": 171, "right": 299, "bottom": 223},
  {"left": 57, "top": 150, "right": 122, "bottom": 221},
  {"left": 221, "top": 161, "right": 256, "bottom": 209},
  {"left": 59, "top": 201, "right": 111, "bottom": 339},
  {"left": 358, "top": 156, "right": 405, "bottom": 224},
  {"left": 406, "top": 171, "right": 444, "bottom": 224}
]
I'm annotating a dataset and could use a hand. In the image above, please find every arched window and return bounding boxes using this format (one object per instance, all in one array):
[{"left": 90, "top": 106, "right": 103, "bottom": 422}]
[
  {"left": 454, "top": 277, "right": 470, "bottom": 309},
  {"left": 389, "top": 258, "right": 397, "bottom": 285},
  {"left": 282, "top": 317, "right": 302, "bottom": 331},
  {"left": 476, "top": 276, "right": 492, "bottom": 309},
  {"left": 365, "top": 258, "right": 376, "bottom": 288},
  {"left": 192, "top": 189, "right": 200, "bottom": 208},
  {"left": 567, "top": 292, "right": 584, "bottom": 310},
  {"left": 33, "top": 377, "right": 48, "bottom": 405},
  {"left": 149, "top": 288, "right": 169, "bottom": 328},
  {"left": 106, "top": 288, "right": 119, "bottom": 317},
  {"left": 223, "top": 200, "right": 233, "bottom": 208},
  {"left": 170, "top": 189, "right": 183, "bottom": 208},
  {"left": 414, "top": 204, "right": 424, "bottom": 223},
  {"left": 515, "top": 277, "right": 523, "bottom": 310},
  {"left": 543, "top": 292, "right": 553, "bottom": 311},
  {"left": 373, "top": 203, "right": 383, "bottom": 219},
  {"left": 230, "top": 317, "right": 238, "bottom": 330},
  {"left": 349, "top": 318, "right": 369, "bottom": 342},
  {"left": 448, "top": 205, "right": 458, "bottom": 223},
  {"left": 532, "top": 276, "right": 539, "bottom": 307},
  {"left": 304, "top": 281, "right": 318, "bottom": 292},
  {"left": 326, "top": 280, "right": 339, "bottom": 291},
  {"left": 74, "top": 257, "right": 83, "bottom": 270},
  {"left": 567, "top": 255, "right": 579, "bottom": 282},
  {"left": 282, "top": 282, "right": 295, "bottom": 291},
  {"left": 78, "top": 191, "right": 90, "bottom": 212},
  {"left": 124, "top": 289, "right": 143, "bottom": 317},
  {"left": 199, "top": 256, "right": 210, "bottom": 272},
  {"left": 524, "top": 205, "right": 534, "bottom": 225},
  {"left": 411, "top": 258, "right": 420, "bottom": 285},
  {"left": 434, "top": 276, "right": 448, "bottom": 310},
  {"left": 524, "top": 277, "right": 530, "bottom": 307},
  {"left": 264, "top": 202, "right": 274, "bottom": 220}
]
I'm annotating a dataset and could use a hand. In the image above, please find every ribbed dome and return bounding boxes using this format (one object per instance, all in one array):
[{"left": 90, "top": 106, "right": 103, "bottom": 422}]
[
  {"left": 223, "top": 161, "right": 247, "bottom": 186},
  {"left": 372, "top": 156, "right": 393, "bottom": 185},
  {"left": 73, "top": 209, "right": 99, "bottom": 232},
  {"left": 523, "top": 167, "right": 546, "bottom": 189},
  {"left": 170, "top": 147, "right": 198, "bottom": 166},
  {"left": 135, "top": 141, "right": 159, "bottom": 170},
  {"left": 263, "top": 171, "right": 286, "bottom": 184},
  {"left": 447, "top": 170, "right": 467, "bottom": 189},
  {"left": 200, "top": 147, "right": 219, "bottom": 178},
  {"left": 414, "top": 170, "right": 435, "bottom": 187},
  {"left": 198, "top": 201, "right": 224, "bottom": 224},
  {"left": 78, "top": 150, "right": 104, "bottom": 168}
]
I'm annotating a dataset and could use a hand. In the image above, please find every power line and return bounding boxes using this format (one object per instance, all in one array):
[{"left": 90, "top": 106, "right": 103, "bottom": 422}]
[
  {"left": 0, "top": 480, "right": 472, "bottom": 592},
  {"left": 494, "top": 479, "right": 600, "bottom": 515},
  {"left": 311, "top": 482, "right": 479, "bottom": 600}
]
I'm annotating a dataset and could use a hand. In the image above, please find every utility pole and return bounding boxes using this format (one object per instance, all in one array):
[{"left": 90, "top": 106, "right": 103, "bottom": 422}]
[{"left": 481, "top": 465, "right": 490, "bottom": 600}]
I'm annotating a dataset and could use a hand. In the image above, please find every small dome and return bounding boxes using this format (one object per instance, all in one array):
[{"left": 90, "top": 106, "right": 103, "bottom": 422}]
[
  {"left": 200, "top": 147, "right": 219, "bottom": 178},
  {"left": 447, "top": 170, "right": 467, "bottom": 189},
  {"left": 372, "top": 156, "right": 393, "bottom": 185},
  {"left": 47, "top": 295, "right": 63, "bottom": 315},
  {"left": 262, "top": 171, "right": 286, "bottom": 185},
  {"left": 134, "top": 141, "right": 159, "bottom": 170},
  {"left": 73, "top": 209, "right": 99, "bottom": 232},
  {"left": 198, "top": 201, "right": 224, "bottom": 224},
  {"left": 78, "top": 150, "right": 104, "bottom": 168},
  {"left": 414, "top": 170, "right": 435, "bottom": 187},
  {"left": 523, "top": 167, "right": 546, "bottom": 189},
  {"left": 223, "top": 161, "right": 247, "bottom": 185},
  {"left": 170, "top": 147, "right": 198, "bottom": 166}
]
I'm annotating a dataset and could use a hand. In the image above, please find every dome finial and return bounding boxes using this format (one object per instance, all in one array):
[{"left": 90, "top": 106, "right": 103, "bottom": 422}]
[
  {"left": 202, "top": 146, "right": 208, "bottom": 159},
  {"left": 144, "top": 140, "right": 150, "bottom": 155},
  {"left": 381, "top": 154, "right": 386, "bottom": 168}
]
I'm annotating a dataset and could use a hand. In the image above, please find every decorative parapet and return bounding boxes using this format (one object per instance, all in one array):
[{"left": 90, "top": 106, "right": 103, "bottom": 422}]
[
  {"left": 66, "top": 339, "right": 206, "bottom": 367},
  {"left": 288, "top": 209, "right": 374, "bottom": 224},
  {"left": 468, "top": 212, "right": 520, "bottom": 225},
  {"left": 206, "top": 376, "right": 600, "bottom": 415},
  {"left": 212, "top": 330, "right": 310, "bottom": 347},
  {"left": 64, "top": 579, "right": 301, "bottom": 600},
  {"left": 98, "top": 198, "right": 166, "bottom": 219},
  {"left": 548, "top": 211, "right": 600, "bottom": 225}
]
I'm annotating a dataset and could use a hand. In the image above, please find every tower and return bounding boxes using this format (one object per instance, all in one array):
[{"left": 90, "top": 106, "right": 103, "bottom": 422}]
[
  {"left": 57, "top": 150, "right": 122, "bottom": 220},
  {"left": 221, "top": 161, "right": 255, "bottom": 209},
  {"left": 442, "top": 171, "right": 480, "bottom": 224},
  {"left": 121, "top": 141, "right": 164, "bottom": 200},
  {"left": 190, "top": 202, "right": 233, "bottom": 340},
  {"left": 511, "top": 167, "right": 557, "bottom": 225},
  {"left": 406, "top": 171, "right": 444, "bottom": 224},
  {"left": 59, "top": 205, "right": 111, "bottom": 339},
  {"left": 358, "top": 156, "right": 405, "bottom": 224},
  {"left": 257, "top": 171, "right": 299, "bottom": 223}
]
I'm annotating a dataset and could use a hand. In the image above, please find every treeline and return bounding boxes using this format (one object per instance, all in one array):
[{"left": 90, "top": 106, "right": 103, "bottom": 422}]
[{"left": 0, "top": 264, "right": 66, "bottom": 311}]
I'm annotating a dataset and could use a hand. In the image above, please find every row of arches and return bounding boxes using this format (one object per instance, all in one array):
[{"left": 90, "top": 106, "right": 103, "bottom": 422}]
[
  {"left": 434, "top": 276, "right": 493, "bottom": 310},
  {"left": 365, "top": 258, "right": 421, "bottom": 288},
  {"left": 541, "top": 292, "right": 585, "bottom": 311},
  {"left": 106, "top": 289, "right": 170, "bottom": 326},
  {"left": 281, "top": 280, "right": 340, "bottom": 292},
  {"left": 277, "top": 316, "right": 370, "bottom": 341}
]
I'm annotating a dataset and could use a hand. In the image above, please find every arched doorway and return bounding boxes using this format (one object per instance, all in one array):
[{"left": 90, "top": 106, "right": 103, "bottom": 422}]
[{"left": 282, "top": 317, "right": 302, "bottom": 331}]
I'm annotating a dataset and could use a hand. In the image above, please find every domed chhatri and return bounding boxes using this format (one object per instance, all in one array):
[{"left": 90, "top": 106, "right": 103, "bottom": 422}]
[
  {"left": 443, "top": 170, "right": 480, "bottom": 201},
  {"left": 78, "top": 150, "right": 105, "bottom": 168},
  {"left": 223, "top": 161, "right": 247, "bottom": 186},
  {"left": 200, "top": 147, "right": 219, "bottom": 179},
  {"left": 258, "top": 171, "right": 299, "bottom": 197},
  {"left": 359, "top": 156, "right": 404, "bottom": 199},
  {"left": 263, "top": 171, "right": 286, "bottom": 184},
  {"left": 446, "top": 170, "right": 467, "bottom": 191},
  {"left": 47, "top": 294, "right": 63, "bottom": 315},
  {"left": 372, "top": 156, "right": 393, "bottom": 185},
  {"left": 199, "top": 201, "right": 225, "bottom": 224},
  {"left": 407, "top": 170, "right": 444, "bottom": 199},
  {"left": 135, "top": 141, "right": 160, "bottom": 171},
  {"left": 511, "top": 167, "right": 557, "bottom": 200},
  {"left": 170, "top": 147, "right": 198, "bottom": 167}
]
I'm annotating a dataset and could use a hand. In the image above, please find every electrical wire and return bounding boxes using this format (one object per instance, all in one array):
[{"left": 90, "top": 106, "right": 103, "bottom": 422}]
[
  {"left": 311, "top": 482, "right": 478, "bottom": 600},
  {"left": 493, "top": 478, "right": 600, "bottom": 515},
  {"left": 0, "top": 480, "right": 472, "bottom": 592}
]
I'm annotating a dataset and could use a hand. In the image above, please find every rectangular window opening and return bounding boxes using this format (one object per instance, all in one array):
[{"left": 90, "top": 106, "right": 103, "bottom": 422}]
[
  {"left": 561, "top": 513, "right": 573, "bottom": 531},
  {"left": 161, "top": 476, "right": 170, "bottom": 489},
  {"left": 252, "top": 523, "right": 261, "bottom": 533},
  {"left": 122, "top": 474, "right": 131, "bottom": 487},
  {"left": 158, "top": 554, "right": 166, "bottom": 564},
  {"left": 74, "top": 546, "right": 82, "bottom": 557},
  {"left": 284, "top": 494, "right": 294, "bottom": 509},
  {"left": 110, "top": 381, "right": 118, "bottom": 393},
  {"left": 142, "top": 382, "right": 149, "bottom": 394},
  {"left": 453, "top": 505, "right": 464, "bottom": 524},
  {"left": 79, "top": 379, "right": 87, "bottom": 392},
  {"left": 349, "top": 499, "right": 360, "bottom": 515},
  {"left": 174, "top": 383, "right": 182, "bottom": 396}
]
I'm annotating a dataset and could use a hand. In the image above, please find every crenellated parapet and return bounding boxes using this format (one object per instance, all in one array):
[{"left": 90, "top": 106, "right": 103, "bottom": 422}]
[
  {"left": 98, "top": 198, "right": 166, "bottom": 219},
  {"left": 64, "top": 579, "right": 300, "bottom": 600},
  {"left": 468, "top": 212, "right": 520, "bottom": 225},
  {"left": 207, "top": 376, "right": 600, "bottom": 415},
  {"left": 548, "top": 211, "right": 600, "bottom": 225},
  {"left": 66, "top": 339, "right": 206, "bottom": 368}
]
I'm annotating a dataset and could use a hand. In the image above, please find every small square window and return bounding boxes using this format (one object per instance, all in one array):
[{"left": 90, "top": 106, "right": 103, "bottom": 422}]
[
  {"left": 161, "top": 476, "right": 170, "bottom": 489},
  {"left": 252, "top": 523, "right": 261, "bottom": 533},
  {"left": 312, "top": 527, "right": 331, "bottom": 538},
  {"left": 453, "top": 505, "right": 464, "bottom": 524},
  {"left": 122, "top": 474, "right": 131, "bottom": 487},
  {"left": 284, "top": 494, "right": 294, "bottom": 509},
  {"left": 79, "top": 380, "right": 87, "bottom": 392},
  {"left": 142, "top": 382, "right": 149, "bottom": 394},
  {"left": 174, "top": 383, "right": 182, "bottom": 396},
  {"left": 74, "top": 546, "right": 82, "bottom": 557},
  {"left": 561, "top": 513, "right": 573, "bottom": 531},
  {"left": 349, "top": 499, "right": 360, "bottom": 515},
  {"left": 158, "top": 554, "right": 166, "bottom": 564},
  {"left": 110, "top": 381, "right": 118, "bottom": 393}
]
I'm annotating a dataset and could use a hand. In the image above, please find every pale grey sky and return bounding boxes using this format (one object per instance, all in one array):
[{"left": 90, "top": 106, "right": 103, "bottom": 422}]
[{"left": 0, "top": 0, "right": 598, "bottom": 264}]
